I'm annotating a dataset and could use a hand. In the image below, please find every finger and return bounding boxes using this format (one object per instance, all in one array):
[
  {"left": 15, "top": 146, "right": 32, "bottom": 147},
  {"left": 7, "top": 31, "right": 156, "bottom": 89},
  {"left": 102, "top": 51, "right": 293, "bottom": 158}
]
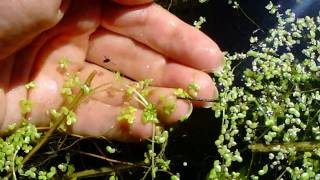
[
  {"left": 0, "top": 89, "right": 5, "bottom": 130},
  {"left": 71, "top": 99, "right": 152, "bottom": 141},
  {"left": 0, "top": 55, "right": 15, "bottom": 132},
  {"left": 101, "top": 2, "right": 223, "bottom": 72},
  {"left": 112, "top": 0, "right": 153, "bottom": 5},
  {"left": 0, "top": 0, "right": 70, "bottom": 59},
  {"left": 1, "top": 0, "right": 101, "bottom": 131},
  {"left": 26, "top": 0, "right": 101, "bottom": 126},
  {"left": 0, "top": 28, "right": 62, "bottom": 132},
  {"left": 79, "top": 64, "right": 193, "bottom": 124},
  {"left": 146, "top": 87, "right": 193, "bottom": 123},
  {"left": 87, "top": 29, "right": 218, "bottom": 107}
]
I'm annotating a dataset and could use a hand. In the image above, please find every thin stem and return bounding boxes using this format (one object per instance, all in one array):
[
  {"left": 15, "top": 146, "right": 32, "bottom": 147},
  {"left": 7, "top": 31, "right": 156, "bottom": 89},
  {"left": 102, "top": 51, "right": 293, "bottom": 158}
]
[
  {"left": 177, "top": 97, "right": 218, "bottom": 103},
  {"left": 6, "top": 71, "right": 96, "bottom": 178},
  {"left": 70, "top": 150, "right": 148, "bottom": 168},
  {"left": 12, "top": 149, "right": 19, "bottom": 180},
  {"left": 69, "top": 167, "right": 113, "bottom": 178},
  {"left": 58, "top": 134, "right": 68, "bottom": 150},
  {"left": 167, "top": 0, "right": 173, "bottom": 10},
  {"left": 301, "top": 88, "right": 320, "bottom": 93},
  {"left": 151, "top": 123, "right": 156, "bottom": 180},
  {"left": 304, "top": 108, "right": 320, "bottom": 140},
  {"left": 70, "top": 165, "right": 175, "bottom": 179},
  {"left": 132, "top": 88, "right": 148, "bottom": 106},
  {"left": 255, "top": 128, "right": 270, "bottom": 143},
  {"left": 130, "top": 86, "right": 160, "bottom": 179},
  {"left": 142, "top": 135, "right": 168, "bottom": 180},
  {"left": 246, "top": 152, "right": 255, "bottom": 179},
  {"left": 23, "top": 71, "right": 96, "bottom": 165},
  {"left": 249, "top": 141, "right": 320, "bottom": 152},
  {"left": 36, "top": 127, "right": 50, "bottom": 131},
  {"left": 141, "top": 166, "right": 152, "bottom": 180},
  {"left": 238, "top": 5, "right": 264, "bottom": 33},
  {"left": 221, "top": 109, "right": 225, "bottom": 130},
  {"left": 134, "top": 96, "right": 147, "bottom": 107},
  {"left": 92, "top": 82, "right": 112, "bottom": 92},
  {"left": 276, "top": 168, "right": 287, "bottom": 180},
  {"left": 45, "top": 137, "right": 90, "bottom": 154},
  {"left": 131, "top": 87, "right": 157, "bottom": 179}
]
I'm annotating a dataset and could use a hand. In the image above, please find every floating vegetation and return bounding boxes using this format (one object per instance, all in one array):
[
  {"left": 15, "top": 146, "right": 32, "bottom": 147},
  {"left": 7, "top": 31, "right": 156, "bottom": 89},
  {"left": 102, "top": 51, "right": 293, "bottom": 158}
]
[
  {"left": 1, "top": 1, "right": 319, "bottom": 179},
  {"left": 210, "top": 1, "right": 320, "bottom": 179}
]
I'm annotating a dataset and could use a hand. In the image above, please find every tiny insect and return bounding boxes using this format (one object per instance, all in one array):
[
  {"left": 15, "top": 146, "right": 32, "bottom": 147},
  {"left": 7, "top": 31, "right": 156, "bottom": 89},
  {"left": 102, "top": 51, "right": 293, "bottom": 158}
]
[
  {"left": 103, "top": 56, "right": 117, "bottom": 66},
  {"left": 103, "top": 57, "right": 111, "bottom": 63}
]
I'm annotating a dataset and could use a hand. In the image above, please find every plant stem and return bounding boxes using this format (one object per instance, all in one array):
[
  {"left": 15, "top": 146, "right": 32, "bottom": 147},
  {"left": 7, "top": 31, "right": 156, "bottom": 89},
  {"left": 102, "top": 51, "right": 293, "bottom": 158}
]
[
  {"left": 69, "top": 167, "right": 114, "bottom": 178},
  {"left": 151, "top": 123, "right": 156, "bottom": 180},
  {"left": 276, "top": 168, "right": 287, "bottom": 180},
  {"left": 70, "top": 164, "right": 175, "bottom": 179},
  {"left": 237, "top": 5, "right": 264, "bottom": 32},
  {"left": 70, "top": 150, "right": 148, "bottom": 168},
  {"left": 246, "top": 152, "right": 255, "bottom": 179},
  {"left": 303, "top": 108, "right": 320, "bottom": 140},
  {"left": 6, "top": 71, "right": 96, "bottom": 178},
  {"left": 249, "top": 141, "right": 320, "bottom": 152},
  {"left": 22, "top": 71, "right": 96, "bottom": 165}
]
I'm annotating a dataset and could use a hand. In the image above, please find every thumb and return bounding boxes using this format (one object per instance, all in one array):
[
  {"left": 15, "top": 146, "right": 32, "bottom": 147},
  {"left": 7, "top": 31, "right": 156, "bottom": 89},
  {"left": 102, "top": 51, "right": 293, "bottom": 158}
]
[{"left": 0, "top": 0, "right": 70, "bottom": 60}]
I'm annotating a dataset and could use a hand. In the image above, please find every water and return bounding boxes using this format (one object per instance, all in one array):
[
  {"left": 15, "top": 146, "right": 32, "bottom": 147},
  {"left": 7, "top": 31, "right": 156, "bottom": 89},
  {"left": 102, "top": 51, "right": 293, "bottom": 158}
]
[{"left": 164, "top": 1, "right": 320, "bottom": 179}]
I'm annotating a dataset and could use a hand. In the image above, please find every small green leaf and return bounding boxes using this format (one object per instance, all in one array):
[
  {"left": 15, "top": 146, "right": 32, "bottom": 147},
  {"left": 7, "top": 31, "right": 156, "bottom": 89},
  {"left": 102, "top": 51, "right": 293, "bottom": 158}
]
[
  {"left": 106, "top": 146, "right": 116, "bottom": 154},
  {"left": 142, "top": 103, "right": 159, "bottom": 123},
  {"left": 117, "top": 106, "right": 137, "bottom": 124},
  {"left": 25, "top": 81, "right": 36, "bottom": 89},
  {"left": 19, "top": 99, "right": 32, "bottom": 115},
  {"left": 58, "top": 57, "right": 70, "bottom": 69}
]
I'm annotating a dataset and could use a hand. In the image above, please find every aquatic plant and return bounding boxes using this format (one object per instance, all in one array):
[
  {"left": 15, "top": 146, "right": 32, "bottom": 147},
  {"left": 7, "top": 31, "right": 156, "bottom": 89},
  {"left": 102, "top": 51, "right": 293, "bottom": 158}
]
[
  {"left": 210, "top": 1, "right": 320, "bottom": 179},
  {"left": 0, "top": 0, "right": 319, "bottom": 179}
]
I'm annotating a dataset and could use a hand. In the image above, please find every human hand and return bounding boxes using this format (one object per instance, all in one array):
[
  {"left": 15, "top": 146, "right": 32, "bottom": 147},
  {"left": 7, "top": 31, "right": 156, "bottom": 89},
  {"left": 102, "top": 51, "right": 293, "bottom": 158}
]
[{"left": 0, "top": 0, "right": 223, "bottom": 141}]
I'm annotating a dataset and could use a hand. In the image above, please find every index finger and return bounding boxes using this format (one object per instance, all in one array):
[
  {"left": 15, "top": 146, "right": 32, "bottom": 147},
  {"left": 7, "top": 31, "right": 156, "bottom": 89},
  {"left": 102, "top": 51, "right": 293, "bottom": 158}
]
[
  {"left": 112, "top": 0, "right": 153, "bottom": 5},
  {"left": 101, "top": 2, "right": 223, "bottom": 72}
]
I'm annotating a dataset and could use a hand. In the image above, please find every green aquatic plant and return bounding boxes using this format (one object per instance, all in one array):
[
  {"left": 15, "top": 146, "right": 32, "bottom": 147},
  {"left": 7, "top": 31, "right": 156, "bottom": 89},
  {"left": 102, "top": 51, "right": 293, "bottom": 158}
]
[
  {"left": 117, "top": 106, "right": 138, "bottom": 124},
  {"left": 0, "top": 55, "right": 97, "bottom": 179},
  {"left": 209, "top": 1, "right": 320, "bottom": 179},
  {"left": 1, "top": 1, "right": 320, "bottom": 179}
]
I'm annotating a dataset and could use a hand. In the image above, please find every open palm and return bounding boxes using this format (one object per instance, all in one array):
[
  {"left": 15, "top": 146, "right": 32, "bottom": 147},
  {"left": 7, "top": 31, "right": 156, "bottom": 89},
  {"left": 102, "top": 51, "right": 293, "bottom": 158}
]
[{"left": 0, "top": 0, "right": 223, "bottom": 141}]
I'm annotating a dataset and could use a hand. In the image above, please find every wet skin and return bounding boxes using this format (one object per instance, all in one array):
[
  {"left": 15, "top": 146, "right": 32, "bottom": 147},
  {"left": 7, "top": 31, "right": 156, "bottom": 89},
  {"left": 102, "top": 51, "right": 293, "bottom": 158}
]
[{"left": 0, "top": 0, "right": 223, "bottom": 141}]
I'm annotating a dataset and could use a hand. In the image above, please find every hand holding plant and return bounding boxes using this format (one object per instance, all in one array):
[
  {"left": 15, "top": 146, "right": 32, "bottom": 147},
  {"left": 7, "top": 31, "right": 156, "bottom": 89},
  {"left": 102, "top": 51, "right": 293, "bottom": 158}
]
[{"left": 0, "top": 0, "right": 223, "bottom": 141}]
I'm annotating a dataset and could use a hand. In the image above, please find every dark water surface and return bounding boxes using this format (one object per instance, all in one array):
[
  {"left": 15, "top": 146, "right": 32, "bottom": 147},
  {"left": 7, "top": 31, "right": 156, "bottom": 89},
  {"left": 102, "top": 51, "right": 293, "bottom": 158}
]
[{"left": 164, "top": 0, "right": 320, "bottom": 179}]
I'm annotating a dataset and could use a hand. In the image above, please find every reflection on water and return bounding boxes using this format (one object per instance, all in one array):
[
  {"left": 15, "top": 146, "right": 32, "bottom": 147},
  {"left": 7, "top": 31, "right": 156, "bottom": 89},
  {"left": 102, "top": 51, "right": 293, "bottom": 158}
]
[
  {"left": 292, "top": 0, "right": 317, "bottom": 17},
  {"left": 279, "top": 0, "right": 320, "bottom": 17}
]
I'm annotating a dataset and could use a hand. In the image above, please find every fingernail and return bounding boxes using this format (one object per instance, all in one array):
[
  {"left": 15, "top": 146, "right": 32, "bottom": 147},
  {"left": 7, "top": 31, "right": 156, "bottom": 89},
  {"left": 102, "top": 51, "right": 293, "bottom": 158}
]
[
  {"left": 202, "top": 63, "right": 224, "bottom": 74},
  {"left": 200, "top": 84, "right": 218, "bottom": 108},
  {"left": 180, "top": 102, "right": 193, "bottom": 122},
  {"left": 202, "top": 102, "right": 213, "bottom": 108},
  {"left": 202, "top": 46, "right": 225, "bottom": 72},
  {"left": 212, "top": 64, "right": 224, "bottom": 73}
]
